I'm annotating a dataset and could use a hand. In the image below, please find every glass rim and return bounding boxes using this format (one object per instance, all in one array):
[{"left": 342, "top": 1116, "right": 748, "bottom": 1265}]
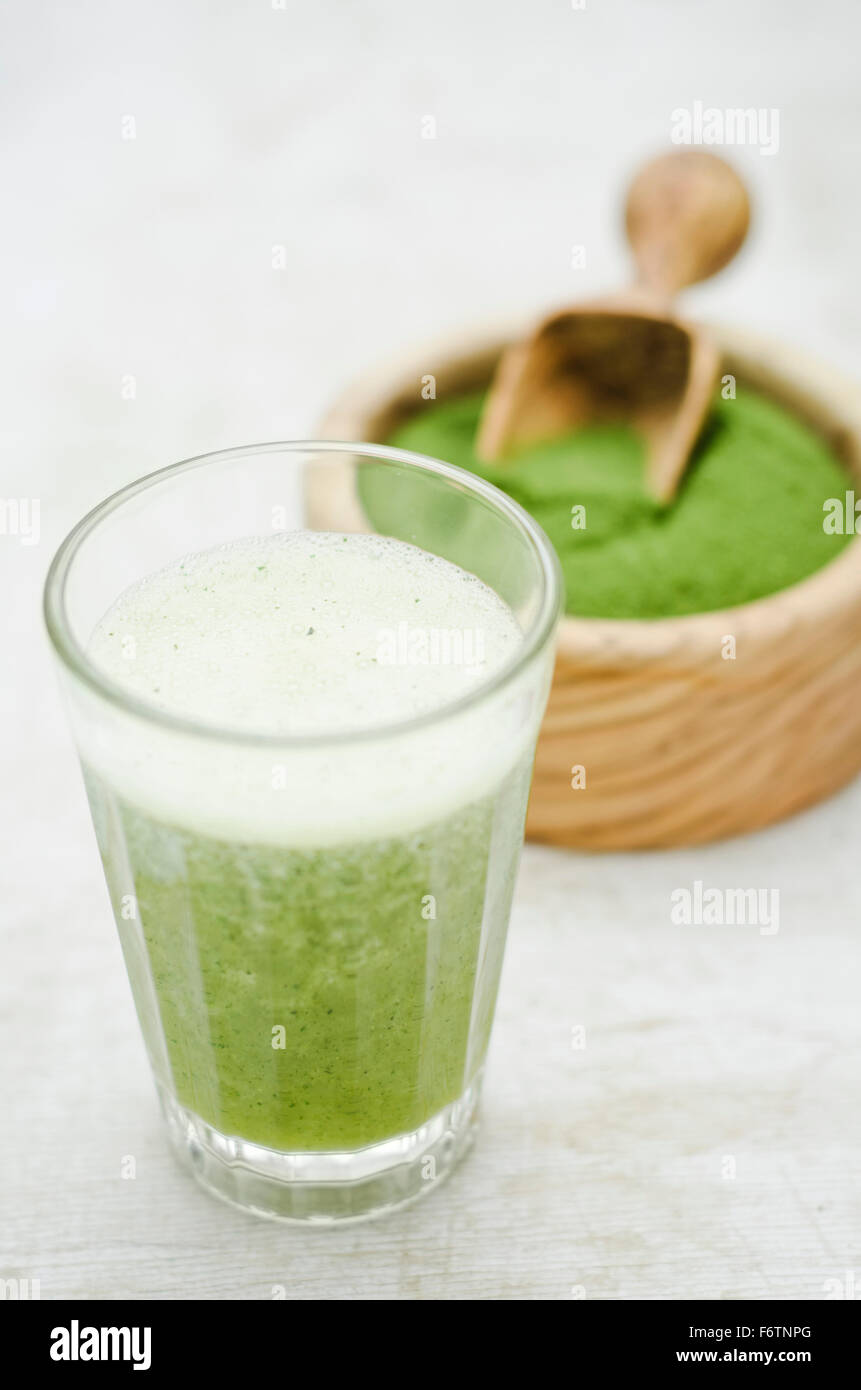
[{"left": 44, "top": 439, "right": 563, "bottom": 749}]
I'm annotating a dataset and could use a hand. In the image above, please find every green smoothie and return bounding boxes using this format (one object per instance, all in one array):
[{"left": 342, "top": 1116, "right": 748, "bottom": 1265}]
[
  {"left": 85, "top": 531, "right": 533, "bottom": 1153},
  {"left": 85, "top": 760, "right": 529, "bottom": 1151},
  {"left": 384, "top": 388, "right": 852, "bottom": 619}
]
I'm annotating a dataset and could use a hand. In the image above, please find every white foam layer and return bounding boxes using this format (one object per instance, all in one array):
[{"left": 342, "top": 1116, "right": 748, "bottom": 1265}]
[
  {"left": 77, "top": 532, "right": 548, "bottom": 846},
  {"left": 88, "top": 531, "right": 521, "bottom": 736}
]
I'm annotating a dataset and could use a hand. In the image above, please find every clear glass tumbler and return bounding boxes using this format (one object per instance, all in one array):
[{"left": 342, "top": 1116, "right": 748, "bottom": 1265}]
[{"left": 44, "top": 442, "right": 561, "bottom": 1222}]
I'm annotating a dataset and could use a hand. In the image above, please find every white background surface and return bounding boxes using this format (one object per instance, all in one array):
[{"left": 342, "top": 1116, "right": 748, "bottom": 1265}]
[{"left": 2, "top": 0, "right": 860, "bottom": 1300}]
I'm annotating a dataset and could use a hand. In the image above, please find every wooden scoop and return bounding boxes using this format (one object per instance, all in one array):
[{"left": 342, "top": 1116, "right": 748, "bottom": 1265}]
[{"left": 476, "top": 151, "right": 751, "bottom": 502}]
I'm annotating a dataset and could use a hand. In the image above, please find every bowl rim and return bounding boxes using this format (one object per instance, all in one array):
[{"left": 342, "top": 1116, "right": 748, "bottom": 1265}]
[{"left": 316, "top": 316, "right": 861, "bottom": 665}]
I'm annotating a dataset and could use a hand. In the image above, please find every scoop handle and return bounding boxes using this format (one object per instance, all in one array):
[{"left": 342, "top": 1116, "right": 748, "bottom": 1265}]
[{"left": 625, "top": 150, "right": 750, "bottom": 299}]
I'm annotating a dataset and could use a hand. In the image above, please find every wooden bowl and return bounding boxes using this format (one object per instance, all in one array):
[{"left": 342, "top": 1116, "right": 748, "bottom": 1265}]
[{"left": 313, "top": 321, "right": 861, "bottom": 849}]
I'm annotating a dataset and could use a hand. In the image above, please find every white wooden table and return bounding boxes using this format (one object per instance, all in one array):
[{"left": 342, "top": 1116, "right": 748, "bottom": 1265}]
[{"left": 2, "top": 0, "right": 860, "bottom": 1300}]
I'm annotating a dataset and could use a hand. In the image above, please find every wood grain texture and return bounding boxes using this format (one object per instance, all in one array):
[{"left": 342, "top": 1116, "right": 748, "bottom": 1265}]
[
  {"left": 476, "top": 152, "right": 749, "bottom": 503},
  {"left": 316, "top": 324, "right": 861, "bottom": 850},
  {"left": 3, "top": 785, "right": 861, "bottom": 1299}
]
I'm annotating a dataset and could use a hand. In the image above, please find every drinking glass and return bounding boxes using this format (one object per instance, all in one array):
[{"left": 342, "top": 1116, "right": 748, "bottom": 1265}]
[{"left": 44, "top": 442, "right": 562, "bottom": 1221}]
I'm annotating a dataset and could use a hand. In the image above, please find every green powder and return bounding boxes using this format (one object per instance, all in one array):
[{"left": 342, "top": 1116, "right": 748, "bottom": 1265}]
[{"left": 386, "top": 389, "right": 852, "bottom": 619}]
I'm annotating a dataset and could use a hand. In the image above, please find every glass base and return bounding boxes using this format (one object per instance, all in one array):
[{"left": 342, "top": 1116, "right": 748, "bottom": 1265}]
[{"left": 158, "top": 1073, "right": 483, "bottom": 1224}]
